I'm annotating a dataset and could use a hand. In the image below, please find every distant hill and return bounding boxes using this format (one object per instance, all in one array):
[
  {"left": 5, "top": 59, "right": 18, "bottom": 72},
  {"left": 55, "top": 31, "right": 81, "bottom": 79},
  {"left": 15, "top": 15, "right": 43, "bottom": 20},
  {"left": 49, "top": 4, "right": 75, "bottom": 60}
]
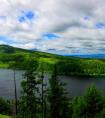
[
  {"left": 0, "top": 44, "right": 59, "bottom": 58},
  {"left": 0, "top": 44, "right": 35, "bottom": 54},
  {"left": 1, "top": 44, "right": 105, "bottom": 59},
  {"left": 0, "top": 45, "right": 63, "bottom": 58},
  {"left": 64, "top": 54, "right": 105, "bottom": 58}
]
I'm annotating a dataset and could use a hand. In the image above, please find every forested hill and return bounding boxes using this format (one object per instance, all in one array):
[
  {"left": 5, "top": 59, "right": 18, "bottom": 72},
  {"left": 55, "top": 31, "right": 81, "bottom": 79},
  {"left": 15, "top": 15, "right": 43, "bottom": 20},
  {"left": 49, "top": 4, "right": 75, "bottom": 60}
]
[
  {"left": 0, "top": 44, "right": 62, "bottom": 58},
  {"left": 0, "top": 44, "right": 29, "bottom": 54},
  {"left": 0, "top": 44, "right": 105, "bottom": 77}
]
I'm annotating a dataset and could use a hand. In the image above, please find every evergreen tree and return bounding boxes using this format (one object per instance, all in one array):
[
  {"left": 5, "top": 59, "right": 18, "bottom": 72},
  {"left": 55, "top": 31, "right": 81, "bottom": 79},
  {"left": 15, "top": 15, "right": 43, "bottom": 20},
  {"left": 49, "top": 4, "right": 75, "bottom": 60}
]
[
  {"left": 48, "top": 64, "right": 70, "bottom": 118},
  {"left": 71, "top": 97, "right": 87, "bottom": 118},
  {"left": 38, "top": 62, "right": 48, "bottom": 118},
  {"left": 71, "top": 85, "right": 105, "bottom": 118},
  {"left": 18, "top": 60, "right": 41, "bottom": 118},
  {"left": 84, "top": 84, "right": 104, "bottom": 118}
]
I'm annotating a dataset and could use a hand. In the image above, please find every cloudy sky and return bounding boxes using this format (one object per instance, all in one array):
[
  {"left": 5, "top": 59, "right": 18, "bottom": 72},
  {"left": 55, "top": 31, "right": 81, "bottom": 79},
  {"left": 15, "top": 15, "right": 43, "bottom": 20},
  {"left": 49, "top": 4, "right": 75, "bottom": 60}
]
[{"left": 0, "top": 0, "right": 105, "bottom": 54}]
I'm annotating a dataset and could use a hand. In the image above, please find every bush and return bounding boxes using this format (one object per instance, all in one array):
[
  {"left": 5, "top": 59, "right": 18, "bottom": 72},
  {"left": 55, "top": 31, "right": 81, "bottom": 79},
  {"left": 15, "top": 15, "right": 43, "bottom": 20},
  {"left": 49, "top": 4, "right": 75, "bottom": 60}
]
[{"left": 0, "top": 98, "right": 11, "bottom": 115}]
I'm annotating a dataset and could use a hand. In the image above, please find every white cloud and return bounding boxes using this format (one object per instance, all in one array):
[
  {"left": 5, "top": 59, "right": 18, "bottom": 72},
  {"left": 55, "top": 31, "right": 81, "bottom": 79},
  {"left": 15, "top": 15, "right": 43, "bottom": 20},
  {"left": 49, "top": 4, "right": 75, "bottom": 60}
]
[{"left": 0, "top": 0, "right": 105, "bottom": 54}]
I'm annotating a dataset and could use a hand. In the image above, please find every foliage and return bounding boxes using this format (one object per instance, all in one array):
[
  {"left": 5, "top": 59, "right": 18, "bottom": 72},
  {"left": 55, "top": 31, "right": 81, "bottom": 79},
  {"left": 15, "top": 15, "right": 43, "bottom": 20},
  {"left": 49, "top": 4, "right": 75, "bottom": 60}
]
[
  {"left": 1, "top": 45, "right": 105, "bottom": 77},
  {"left": 0, "top": 98, "right": 11, "bottom": 116},
  {"left": 71, "top": 85, "right": 105, "bottom": 118},
  {"left": 71, "top": 97, "right": 87, "bottom": 118},
  {"left": 84, "top": 85, "right": 104, "bottom": 117},
  {"left": 48, "top": 64, "right": 70, "bottom": 118},
  {"left": 18, "top": 60, "right": 41, "bottom": 118}
]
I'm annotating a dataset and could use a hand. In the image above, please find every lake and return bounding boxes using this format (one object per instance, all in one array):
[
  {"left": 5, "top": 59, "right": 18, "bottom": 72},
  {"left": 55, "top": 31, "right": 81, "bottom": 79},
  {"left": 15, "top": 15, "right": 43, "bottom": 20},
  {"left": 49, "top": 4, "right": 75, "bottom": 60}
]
[
  {"left": 0, "top": 69, "right": 23, "bottom": 99},
  {"left": 0, "top": 69, "right": 105, "bottom": 99}
]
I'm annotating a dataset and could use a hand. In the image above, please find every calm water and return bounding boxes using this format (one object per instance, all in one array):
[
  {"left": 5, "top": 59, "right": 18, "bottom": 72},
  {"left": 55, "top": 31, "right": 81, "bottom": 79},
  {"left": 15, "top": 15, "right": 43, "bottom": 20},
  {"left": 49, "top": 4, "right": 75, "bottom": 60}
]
[
  {"left": 0, "top": 69, "right": 23, "bottom": 99},
  {"left": 0, "top": 69, "right": 105, "bottom": 99}
]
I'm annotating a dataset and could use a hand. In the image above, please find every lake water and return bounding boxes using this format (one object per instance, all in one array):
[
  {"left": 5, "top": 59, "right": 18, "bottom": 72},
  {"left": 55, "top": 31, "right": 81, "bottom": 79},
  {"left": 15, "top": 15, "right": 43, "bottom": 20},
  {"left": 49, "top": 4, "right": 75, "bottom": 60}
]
[
  {"left": 0, "top": 69, "right": 23, "bottom": 99},
  {"left": 0, "top": 69, "right": 105, "bottom": 99}
]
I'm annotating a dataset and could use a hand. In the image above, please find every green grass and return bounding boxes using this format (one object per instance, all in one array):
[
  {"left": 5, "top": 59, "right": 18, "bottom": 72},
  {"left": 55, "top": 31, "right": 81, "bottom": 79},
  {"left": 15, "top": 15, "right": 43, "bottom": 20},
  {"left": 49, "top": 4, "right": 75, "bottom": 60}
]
[
  {"left": 0, "top": 114, "right": 10, "bottom": 118},
  {"left": 0, "top": 62, "right": 9, "bottom": 68},
  {"left": 39, "top": 57, "right": 58, "bottom": 64}
]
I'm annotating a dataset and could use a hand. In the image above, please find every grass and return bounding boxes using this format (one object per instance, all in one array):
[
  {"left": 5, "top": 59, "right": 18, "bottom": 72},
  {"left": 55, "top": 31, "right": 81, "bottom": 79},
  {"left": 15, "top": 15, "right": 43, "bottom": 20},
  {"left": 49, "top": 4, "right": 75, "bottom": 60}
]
[
  {"left": 0, "top": 62, "right": 9, "bottom": 68},
  {"left": 0, "top": 114, "right": 10, "bottom": 118},
  {"left": 39, "top": 57, "right": 58, "bottom": 64}
]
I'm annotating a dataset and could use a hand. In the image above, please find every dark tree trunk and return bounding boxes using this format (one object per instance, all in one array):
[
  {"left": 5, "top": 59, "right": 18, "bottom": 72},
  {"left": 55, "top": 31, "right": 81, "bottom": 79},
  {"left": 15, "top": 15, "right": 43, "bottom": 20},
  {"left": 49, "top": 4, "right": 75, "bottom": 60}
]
[{"left": 13, "top": 69, "right": 18, "bottom": 116}]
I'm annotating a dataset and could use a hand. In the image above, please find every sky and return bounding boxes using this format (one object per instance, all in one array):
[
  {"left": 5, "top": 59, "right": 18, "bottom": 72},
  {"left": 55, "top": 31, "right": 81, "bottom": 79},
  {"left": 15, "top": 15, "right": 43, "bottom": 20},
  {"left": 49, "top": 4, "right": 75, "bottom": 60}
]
[{"left": 0, "top": 0, "right": 105, "bottom": 54}]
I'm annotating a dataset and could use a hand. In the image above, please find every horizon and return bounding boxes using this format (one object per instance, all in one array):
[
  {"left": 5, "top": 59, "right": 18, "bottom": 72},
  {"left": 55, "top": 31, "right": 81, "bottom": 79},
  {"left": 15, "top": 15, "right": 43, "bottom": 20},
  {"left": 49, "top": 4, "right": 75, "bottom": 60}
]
[{"left": 0, "top": 0, "right": 105, "bottom": 54}]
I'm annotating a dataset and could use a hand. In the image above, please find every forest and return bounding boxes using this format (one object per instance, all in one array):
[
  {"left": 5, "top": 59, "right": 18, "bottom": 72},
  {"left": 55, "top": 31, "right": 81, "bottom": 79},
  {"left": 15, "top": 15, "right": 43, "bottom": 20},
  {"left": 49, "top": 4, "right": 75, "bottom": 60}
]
[
  {"left": 1, "top": 61, "right": 105, "bottom": 118},
  {"left": 0, "top": 45, "right": 105, "bottom": 117}
]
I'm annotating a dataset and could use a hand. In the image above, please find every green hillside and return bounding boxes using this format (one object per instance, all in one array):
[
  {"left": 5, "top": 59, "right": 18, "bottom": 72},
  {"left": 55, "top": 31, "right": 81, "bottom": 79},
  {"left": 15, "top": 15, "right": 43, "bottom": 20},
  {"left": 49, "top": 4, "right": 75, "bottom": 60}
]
[
  {"left": 0, "top": 44, "right": 59, "bottom": 68},
  {"left": 0, "top": 44, "right": 58, "bottom": 56},
  {"left": 0, "top": 44, "right": 105, "bottom": 77}
]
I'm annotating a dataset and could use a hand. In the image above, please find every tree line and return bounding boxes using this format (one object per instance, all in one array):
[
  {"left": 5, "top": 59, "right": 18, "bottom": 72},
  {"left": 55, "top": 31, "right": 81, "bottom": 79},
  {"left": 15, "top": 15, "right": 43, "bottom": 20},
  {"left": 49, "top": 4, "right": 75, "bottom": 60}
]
[
  {"left": 15, "top": 60, "right": 105, "bottom": 117},
  {"left": 1, "top": 53, "right": 105, "bottom": 77},
  {"left": 1, "top": 59, "right": 105, "bottom": 118}
]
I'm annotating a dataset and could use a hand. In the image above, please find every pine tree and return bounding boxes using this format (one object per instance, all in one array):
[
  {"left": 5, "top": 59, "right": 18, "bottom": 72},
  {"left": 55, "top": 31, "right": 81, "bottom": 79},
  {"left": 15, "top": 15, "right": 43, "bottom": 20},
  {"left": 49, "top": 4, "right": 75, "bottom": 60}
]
[
  {"left": 84, "top": 84, "right": 104, "bottom": 118},
  {"left": 39, "top": 62, "right": 47, "bottom": 118},
  {"left": 71, "top": 85, "right": 105, "bottom": 118},
  {"left": 71, "top": 97, "right": 87, "bottom": 118},
  {"left": 48, "top": 64, "right": 70, "bottom": 118},
  {"left": 18, "top": 60, "right": 41, "bottom": 118}
]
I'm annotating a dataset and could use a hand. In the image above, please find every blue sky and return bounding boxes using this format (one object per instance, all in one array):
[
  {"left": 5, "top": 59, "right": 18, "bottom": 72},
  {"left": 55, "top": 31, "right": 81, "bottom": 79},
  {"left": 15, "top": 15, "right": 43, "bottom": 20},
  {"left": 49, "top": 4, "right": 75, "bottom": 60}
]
[
  {"left": 18, "top": 11, "right": 35, "bottom": 23},
  {"left": 95, "top": 22, "right": 105, "bottom": 29},
  {"left": 0, "top": 0, "right": 105, "bottom": 54},
  {"left": 43, "top": 33, "right": 60, "bottom": 40}
]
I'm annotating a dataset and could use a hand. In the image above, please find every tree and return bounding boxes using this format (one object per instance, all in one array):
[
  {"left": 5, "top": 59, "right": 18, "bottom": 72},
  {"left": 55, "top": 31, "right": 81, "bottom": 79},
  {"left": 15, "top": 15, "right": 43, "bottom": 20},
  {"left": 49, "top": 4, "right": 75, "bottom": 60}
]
[
  {"left": 71, "top": 97, "right": 87, "bottom": 118},
  {"left": 84, "top": 85, "right": 104, "bottom": 118},
  {"left": 9, "top": 54, "right": 25, "bottom": 116},
  {"left": 71, "top": 85, "right": 105, "bottom": 118},
  {"left": 18, "top": 60, "right": 41, "bottom": 118},
  {"left": 95, "top": 108, "right": 105, "bottom": 118},
  {"left": 48, "top": 64, "right": 70, "bottom": 118}
]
